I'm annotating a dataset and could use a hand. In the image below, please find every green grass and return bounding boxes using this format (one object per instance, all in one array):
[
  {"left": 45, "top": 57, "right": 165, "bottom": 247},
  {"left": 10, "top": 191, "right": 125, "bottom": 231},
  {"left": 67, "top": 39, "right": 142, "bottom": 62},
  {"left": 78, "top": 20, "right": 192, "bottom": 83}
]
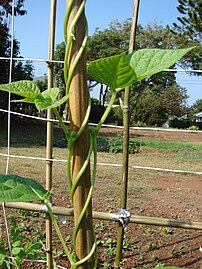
[
  {"left": 139, "top": 139, "right": 202, "bottom": 151},
  {"left": 138, "top": 139, "right": 202, "bottom": 160}
]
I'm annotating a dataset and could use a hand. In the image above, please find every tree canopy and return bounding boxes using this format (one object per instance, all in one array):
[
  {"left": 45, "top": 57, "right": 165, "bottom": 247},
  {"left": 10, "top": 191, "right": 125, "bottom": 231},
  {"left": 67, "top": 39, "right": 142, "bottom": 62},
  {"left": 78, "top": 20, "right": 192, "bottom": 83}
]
[
  {"left": 173, "top": 0, "right": 202, "bottom": 42},
  {"left": 191, "top": 99, "right": 202, "bottom": 114},
  {"left": 53, "top": 19, "right": 197, "bottom": 125},
  {"left": 0, "top": 0, "right": 34, "bottom": 115},
  {"left": 171, "top": 0, "right": 202, "bottom": 72},
  {"left": 0, "top": 0, "right": 26, "bottom": 17}
]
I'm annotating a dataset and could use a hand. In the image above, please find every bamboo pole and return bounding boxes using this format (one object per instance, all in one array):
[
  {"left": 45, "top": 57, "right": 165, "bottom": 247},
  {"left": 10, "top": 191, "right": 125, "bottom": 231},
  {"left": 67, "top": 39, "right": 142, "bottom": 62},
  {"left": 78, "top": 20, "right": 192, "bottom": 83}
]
[
  {"left": 115, "top": 0, "right": 140, "bottom": 267},
  {"left": 66, "top": 1, "right": 94, "bottom": 268},
  {"left": 46, "top": 1, "right": 57, "bottom": 268},
  {"left": 4, "top": 202, "right": 202, "bottom": 230}
]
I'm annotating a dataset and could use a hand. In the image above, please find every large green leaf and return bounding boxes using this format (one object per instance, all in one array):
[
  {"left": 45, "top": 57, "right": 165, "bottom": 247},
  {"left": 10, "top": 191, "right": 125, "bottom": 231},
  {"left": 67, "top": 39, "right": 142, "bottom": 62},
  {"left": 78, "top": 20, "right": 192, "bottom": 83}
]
[
  {"left": 35, "top": 88, "right": 71, "bottom": 110},
  {"left": 87, "top": 52, "right": 137, "bottom": 90},
  {"left": 0, "top": 80, "right": 41, "bottom": 103},
  {"left": 126, "top": 47, "right": 194, "bottom": 81},
  {"left": 0, "top": 80, "right": 70, "bottom": 110},
  {"left": 0, "top": 174, "right": 48, "bottom": 202}
]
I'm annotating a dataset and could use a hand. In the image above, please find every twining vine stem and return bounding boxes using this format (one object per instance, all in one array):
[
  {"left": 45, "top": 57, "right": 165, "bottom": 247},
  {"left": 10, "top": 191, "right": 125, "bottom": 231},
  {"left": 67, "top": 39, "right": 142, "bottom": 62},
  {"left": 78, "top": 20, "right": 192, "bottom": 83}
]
[{"left": 50, "top": 1, "right": 120, "bottom": 267}]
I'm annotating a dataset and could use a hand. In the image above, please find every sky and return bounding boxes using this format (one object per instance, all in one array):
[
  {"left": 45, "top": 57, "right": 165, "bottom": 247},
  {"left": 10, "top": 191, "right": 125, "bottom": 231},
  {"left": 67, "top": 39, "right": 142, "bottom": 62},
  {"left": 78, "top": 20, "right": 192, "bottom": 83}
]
[{"left": 8, "top": 0, "right": 202, "bottom": 105}]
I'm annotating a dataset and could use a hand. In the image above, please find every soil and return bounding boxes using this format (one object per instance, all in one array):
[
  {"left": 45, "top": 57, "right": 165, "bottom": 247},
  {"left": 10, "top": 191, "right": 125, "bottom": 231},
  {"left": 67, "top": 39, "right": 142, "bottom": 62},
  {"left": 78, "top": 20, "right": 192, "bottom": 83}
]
[
  {"left": 52, "top": 128, "right": 202, "bottom": 269},
  {"left": 100, "top": 126, "right": 202, "bottom": 143},
  {"left": 1, "top": 126, "right": 202, "bottom": 269}
]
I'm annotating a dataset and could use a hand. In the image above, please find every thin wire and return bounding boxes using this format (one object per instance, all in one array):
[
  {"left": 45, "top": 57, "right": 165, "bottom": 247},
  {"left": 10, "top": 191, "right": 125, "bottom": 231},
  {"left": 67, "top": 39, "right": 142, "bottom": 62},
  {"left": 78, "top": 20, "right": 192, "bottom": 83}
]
[
  {"left": 0, "top": 56, "right": 201, "bottom": 73},
  {"left": 8, "top": 257, "right": 67, "bottom": 269},
  {"left": 0, "top": 152, "right": 202, "bottom": 175},
  {"left": 0, "top": 56, "right": 64, "bottom": 64},
  {"left": 2, "top": 0, "right": 15, "bottom": 259},
  {"left": 1, "top": 108, "right": 202, "bottom": 133}
]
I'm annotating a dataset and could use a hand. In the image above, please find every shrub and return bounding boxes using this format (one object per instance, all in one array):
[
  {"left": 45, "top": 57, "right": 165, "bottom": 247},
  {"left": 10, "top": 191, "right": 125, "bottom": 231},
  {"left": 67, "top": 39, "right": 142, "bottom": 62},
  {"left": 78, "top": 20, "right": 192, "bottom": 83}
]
[
  {"left": 134, "top": 121, "right": 147, "bottom": 127},
  {"left": 107, "top": 133, "right": 141, "bottom": 154},
  {"left": 112, "top": 106, "right": 123, "bottom": 126},
  {"left": 188, "top": 125, "right": 199, "bottom": 131}
]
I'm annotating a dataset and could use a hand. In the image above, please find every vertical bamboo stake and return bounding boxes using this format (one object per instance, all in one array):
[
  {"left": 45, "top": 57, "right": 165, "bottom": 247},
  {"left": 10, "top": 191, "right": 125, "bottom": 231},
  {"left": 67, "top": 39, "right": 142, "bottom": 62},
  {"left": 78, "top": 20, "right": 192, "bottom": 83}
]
[
  {"left": 46, "top": 1, "right": 57, "bottom": 268},
  {"left": 66, "top": 1, "right": 94, "bottom": 268},
  {"left": 115, "top": 0, "right": 140, "bottom": 267}
]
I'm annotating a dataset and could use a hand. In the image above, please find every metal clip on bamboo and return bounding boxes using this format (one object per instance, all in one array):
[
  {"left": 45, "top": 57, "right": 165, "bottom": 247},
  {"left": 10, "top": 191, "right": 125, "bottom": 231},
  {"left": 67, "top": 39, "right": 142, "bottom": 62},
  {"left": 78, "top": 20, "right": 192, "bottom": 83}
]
[{"left": 112, "top": 209, "right": 131, "bottom": 226}]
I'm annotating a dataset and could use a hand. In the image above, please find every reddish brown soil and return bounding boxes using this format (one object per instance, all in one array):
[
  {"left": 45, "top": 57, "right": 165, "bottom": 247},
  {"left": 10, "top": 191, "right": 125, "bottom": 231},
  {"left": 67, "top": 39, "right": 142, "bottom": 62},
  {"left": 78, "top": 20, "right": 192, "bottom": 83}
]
[
  {"left": 100, "top": 127, "right": 202, "bottom": 143},
  {"left": 2, "top": 128, "right": 202, "bottom": 269},
  {"left": 51, "top": 129, "right": 202, "bottom": 269}
]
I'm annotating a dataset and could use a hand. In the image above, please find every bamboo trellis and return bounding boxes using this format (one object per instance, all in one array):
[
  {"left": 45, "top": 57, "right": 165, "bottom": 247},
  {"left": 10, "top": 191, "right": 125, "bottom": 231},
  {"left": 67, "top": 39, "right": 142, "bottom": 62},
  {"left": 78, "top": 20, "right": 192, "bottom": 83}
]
[{"left": 0, "top": 1, "right": 202, "bottom": 269}]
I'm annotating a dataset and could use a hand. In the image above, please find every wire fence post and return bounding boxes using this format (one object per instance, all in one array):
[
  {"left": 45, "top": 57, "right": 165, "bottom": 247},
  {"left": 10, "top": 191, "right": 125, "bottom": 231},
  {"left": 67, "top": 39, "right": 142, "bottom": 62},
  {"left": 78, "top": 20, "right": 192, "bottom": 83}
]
[{"left": 46, "top": 0, "right": 57, "bottom": 268}]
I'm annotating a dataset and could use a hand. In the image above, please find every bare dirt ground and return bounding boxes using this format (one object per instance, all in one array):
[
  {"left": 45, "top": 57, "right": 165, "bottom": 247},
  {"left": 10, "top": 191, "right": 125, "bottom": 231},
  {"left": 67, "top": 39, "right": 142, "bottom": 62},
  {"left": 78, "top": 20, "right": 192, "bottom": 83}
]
[
  {"left": 1, "top": 125, "right": 202, "bottom": 268},
  {"left": 100, "top": 127, "right": 202, "bottom": 143},
  {"left": 50, "top": 128, "right": 202, "bottom": 269}
]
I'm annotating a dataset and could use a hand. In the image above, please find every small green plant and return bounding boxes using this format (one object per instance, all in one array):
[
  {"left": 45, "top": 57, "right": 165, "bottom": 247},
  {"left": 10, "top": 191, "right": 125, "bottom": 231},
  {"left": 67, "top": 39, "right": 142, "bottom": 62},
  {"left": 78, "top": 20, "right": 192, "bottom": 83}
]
[
  {"left": 0, "top": 228, "right": 10, "bottom": 268},
  {"left": 98, "top": 237, "right": 116, "bottom": 258},
  {"left": 161, "top": 227, "right": 173, "bottom": 235},
  {"left": 147, "top": 241, "right": 155, "bottom": 251},
  {"left": 107, "top": 133, "right": 141, "bottom": 153},
  {"left": 138, "top": 251, "right": 146, "bottom": 261},
  {"left": 95, "top": 222, "right": 107, "bottom": 232},
  {"left": 145, "top": 227, "right": 156, "bottom": 235},
  {"left": 122, "top": 236, "right": 137, "bottom": 251},
  {"left": 103, "top": 261, "right": 111, "bottom": 268},
  {"left": 0, "top": 216, "right": 43, "bottom": 269}
]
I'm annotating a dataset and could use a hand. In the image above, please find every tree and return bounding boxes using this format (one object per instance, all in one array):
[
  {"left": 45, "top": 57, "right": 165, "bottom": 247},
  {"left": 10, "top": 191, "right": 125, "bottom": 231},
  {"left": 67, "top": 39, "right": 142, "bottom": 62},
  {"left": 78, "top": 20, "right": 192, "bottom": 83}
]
[
  {"left": 171, "top": 0, "right": 202, "bottom": 72},
  {"left": 132, "top": 85, "right": 189, "bottom": 126},
  {"left": 0, "top": 0, "right": 26, "bottom": 17},
  {"left": 54, "top": 19, "right": 192, "bottom": 124},
  {"left": 87, "top": 20, "right": 131, "bottom": 61},
  {"left": 54, "top": 42, "right": 66, "bottom": 93},
  {"left": 191, "top": 99, "right": 202, "bottom": 114},
  {"left": 0, "top": 0, "right": 34, "bottom": 115},
  {"left": 161, "top": 85, "right": 189, "bottom": 118},
  {"left": 132, "top": 90, "right": 167, "bottom": 126},
  {"left": 173, "top": 0, "right": 202, "bottom": 42}
]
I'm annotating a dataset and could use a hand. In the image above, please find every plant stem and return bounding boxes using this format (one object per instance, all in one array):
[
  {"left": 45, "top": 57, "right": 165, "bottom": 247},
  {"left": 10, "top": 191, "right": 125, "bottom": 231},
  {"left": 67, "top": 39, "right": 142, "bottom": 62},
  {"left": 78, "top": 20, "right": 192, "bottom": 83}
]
[
  {"left": 45, "top": 200, "right": 74, "bottom": 265},
  {"left": 53, "top": 108, "right": 70, "bottom": 140},
  {"left": 95, "top": 90, "right": 117, "bottom": 135}
]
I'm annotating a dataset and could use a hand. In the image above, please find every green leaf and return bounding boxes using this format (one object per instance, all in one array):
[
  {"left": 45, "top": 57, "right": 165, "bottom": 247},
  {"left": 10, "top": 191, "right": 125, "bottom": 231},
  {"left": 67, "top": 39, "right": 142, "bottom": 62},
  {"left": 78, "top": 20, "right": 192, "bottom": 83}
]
[
  {"left": 0, "top": 174, "right": 48, "bottom": 202},
  {"left": 87, "top": 52, "right": 137, "bottom": 90},
  {"left": 0, "top": 252, "right": 6, "bottom": 265},
  {"left": 35, "top": 88, "right": 71, "bottom": 110},
  {"left": 29, "top": 242, "right": 42, "bottom": 251},
  {"left": 0, "top": 81, "right": 70, "bottom": 111},
  {"left": 12, "top": 240, "right": 22, "bottom": 248},
  {"left": 126, "top": 47, "right": 194, "bottom": 81},
  {"left": 27, "top": 252, "right": 37, "bottom": 260},
  {"left": 11, "top": 247, "right": 22, "bottom": 255},
  {"left": 0, "top": 80, "right": 41, "bottom": 103}
]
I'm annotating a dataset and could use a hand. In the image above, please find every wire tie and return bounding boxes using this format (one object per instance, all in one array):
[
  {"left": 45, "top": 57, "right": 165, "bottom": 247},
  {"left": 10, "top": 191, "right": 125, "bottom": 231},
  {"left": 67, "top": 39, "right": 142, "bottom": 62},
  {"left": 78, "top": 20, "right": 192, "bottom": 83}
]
[
  {"left": 112, "top": 209, "right": 131, "bottom": 226},
  {"left": 40, "top": 202, "right": 52, "bottom": 213},
  {"left": 122, "top": 106, "right": 130, "bottom": 113},
  {"left": 58, "top": 215, "right": 67, "bottom": 224}
]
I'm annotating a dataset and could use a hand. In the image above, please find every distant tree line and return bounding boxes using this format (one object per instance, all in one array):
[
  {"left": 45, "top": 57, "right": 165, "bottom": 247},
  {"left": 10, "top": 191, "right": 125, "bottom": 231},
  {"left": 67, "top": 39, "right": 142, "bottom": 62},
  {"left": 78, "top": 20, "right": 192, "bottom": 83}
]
[
  {"left": 54, "top": 9, "right": 201, "bottom": 126},
  {"left": 0, "top": 0, "right": 34, "bottom": 119},
  {"left": 0, "top": 0, "right": 201, "bottom": 128}
]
